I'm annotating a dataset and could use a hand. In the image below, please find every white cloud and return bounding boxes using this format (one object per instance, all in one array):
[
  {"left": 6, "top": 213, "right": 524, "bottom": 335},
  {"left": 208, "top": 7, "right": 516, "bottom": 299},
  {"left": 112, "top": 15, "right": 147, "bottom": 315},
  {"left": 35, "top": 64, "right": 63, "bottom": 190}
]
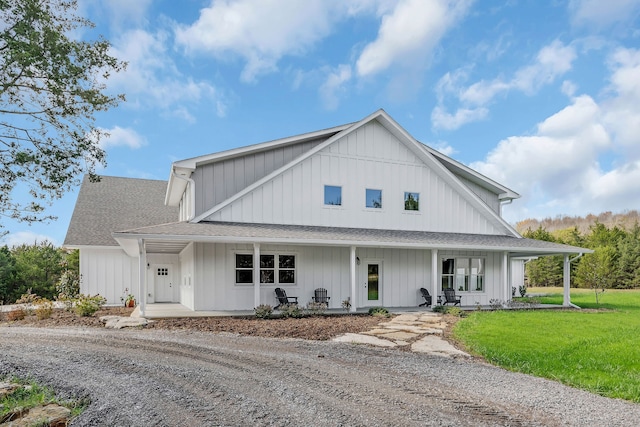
[
  {"left": 470, "top": 50, "right": 640, "bottom": 223},
  {"left": 98, "top": 126, "right": 147, "bottom": 150},
  {"left": 175, "top": 0, "right": 337, "bottom": 83},
  {"left": 569, "top": 0, "right": 640, "bottom": 30},
  {"left": 319, "top": 64, "right": 352, "bottom": 110},
  {"left": 433, "top": 40, "right": 577, "bottom": 130},
  {"left": 1, "top": 231, "right": 59, "bottom": 248},
  {"left": 356, "top": 0, "right": 472, "bottom": 77},
  {"left": 109, "top": 29, "right": 225, "bottom": 120}
]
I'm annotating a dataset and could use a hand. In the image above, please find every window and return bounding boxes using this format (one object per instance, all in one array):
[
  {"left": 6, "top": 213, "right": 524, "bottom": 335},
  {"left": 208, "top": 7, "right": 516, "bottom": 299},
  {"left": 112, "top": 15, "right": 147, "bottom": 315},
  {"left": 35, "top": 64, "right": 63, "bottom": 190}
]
[
  {"left": 235, "top": 254, "right": 253, "bottom": 284},
  {"left": 441, "top": 258, "right": 484, "bottom": 292},
  {"left": 235, "top": 253, "right": 296, "bottom": 285},
  {"left": 324, "top": 185, "right": 342, "bottom": 206},
  {"left": 366, "top": 188, "right": 382, "bottom": 208},
  {"left": 404, "top": 192, "right": 419, "bottom": 211}
]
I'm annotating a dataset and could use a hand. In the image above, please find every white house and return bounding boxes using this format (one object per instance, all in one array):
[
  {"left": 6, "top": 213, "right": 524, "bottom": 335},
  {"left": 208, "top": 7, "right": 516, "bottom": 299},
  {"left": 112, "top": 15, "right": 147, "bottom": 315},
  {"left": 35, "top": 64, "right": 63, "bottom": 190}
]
[{"left": 64, "top": 109, "right": 589, "bottom": 315}]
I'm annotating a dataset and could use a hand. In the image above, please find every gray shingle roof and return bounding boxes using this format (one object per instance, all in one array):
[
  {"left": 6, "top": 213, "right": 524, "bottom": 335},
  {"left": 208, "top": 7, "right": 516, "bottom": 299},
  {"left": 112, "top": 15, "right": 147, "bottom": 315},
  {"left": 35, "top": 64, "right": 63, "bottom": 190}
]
[
  {"left": 114, "top": 221, "right": 591, "bottom": 255},
  {"left": 64, "top": 176, "right": 179, "bottom": 247}
]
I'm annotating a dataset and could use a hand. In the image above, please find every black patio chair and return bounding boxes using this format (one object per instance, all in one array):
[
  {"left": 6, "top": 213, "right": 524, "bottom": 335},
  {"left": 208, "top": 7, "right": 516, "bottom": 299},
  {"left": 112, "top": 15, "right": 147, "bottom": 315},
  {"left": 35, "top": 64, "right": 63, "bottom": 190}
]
[
  {"left": 442, "top": 288, "right": 462, "bottom": 306},
  {"left": 312, "top": 288, "right": 330, "bottom": 304},
  {"left": 274, "top": 287, "right": 298, "bottom": 309},
  {"left": 419, "top": 288, "right": 432, "bottom": 307}
]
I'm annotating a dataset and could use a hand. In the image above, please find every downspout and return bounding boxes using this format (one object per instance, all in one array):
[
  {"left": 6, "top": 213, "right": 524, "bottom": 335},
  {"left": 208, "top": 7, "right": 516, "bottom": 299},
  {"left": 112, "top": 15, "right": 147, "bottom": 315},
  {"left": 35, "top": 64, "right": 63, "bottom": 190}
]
[
  {"left": 172, "top": 170, "right": 196, "bottom": 221},
  {"left": 499, "top": 198, "right": 513, "bottom": 216}
]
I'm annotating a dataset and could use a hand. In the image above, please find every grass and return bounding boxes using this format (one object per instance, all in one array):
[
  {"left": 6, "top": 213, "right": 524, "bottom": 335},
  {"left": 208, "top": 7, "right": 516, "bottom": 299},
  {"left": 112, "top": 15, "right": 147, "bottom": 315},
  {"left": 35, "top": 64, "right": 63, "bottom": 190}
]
[
  {"left": 453, "top": 287, "right": 640, "bottom": 402},
  {"left": 0, "top": 376, "right": 86, "bottom": 422}
]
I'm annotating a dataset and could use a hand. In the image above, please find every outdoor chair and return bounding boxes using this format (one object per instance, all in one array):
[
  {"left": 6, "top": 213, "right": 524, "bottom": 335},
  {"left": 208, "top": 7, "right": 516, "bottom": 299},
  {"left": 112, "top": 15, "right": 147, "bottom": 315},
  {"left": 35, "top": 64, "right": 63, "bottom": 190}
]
[
  {"left": 274, "top": 287, "right": 298, "bottom": 309},
  {"left": 419, "top": 288, "right": 432, "bottom": 307},
  {"left": 312, "top": 288, "right": 330, "bottom": 304},
  {"left": 442, "top": 288, "right": 462, "bottom": 306}
]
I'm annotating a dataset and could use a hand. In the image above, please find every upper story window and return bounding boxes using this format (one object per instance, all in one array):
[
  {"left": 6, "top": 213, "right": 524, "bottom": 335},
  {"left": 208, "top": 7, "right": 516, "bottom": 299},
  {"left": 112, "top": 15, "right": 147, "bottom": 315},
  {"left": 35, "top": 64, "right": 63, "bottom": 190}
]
[
  {"left": 404, "top": 192, "right": 419, "bottom": 211},
  {"left": 324, "top": 185, "right": 342, "bottom": 206},
  {"left": 442, "top": 257, "right": 484, "bottom": 292},
  {"left": 366, "top": 189, "right": 382, "bottom": 208}
]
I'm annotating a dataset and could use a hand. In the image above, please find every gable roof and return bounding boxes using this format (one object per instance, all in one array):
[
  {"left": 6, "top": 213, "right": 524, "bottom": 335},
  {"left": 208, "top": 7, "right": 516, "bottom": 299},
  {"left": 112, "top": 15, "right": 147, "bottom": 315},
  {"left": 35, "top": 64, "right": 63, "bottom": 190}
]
[
  {"left": 64, "top": 176, "right": 179, "bottom": 247},
  {"left": 190, "top": 109, "right": 521, "bottom": 237}
]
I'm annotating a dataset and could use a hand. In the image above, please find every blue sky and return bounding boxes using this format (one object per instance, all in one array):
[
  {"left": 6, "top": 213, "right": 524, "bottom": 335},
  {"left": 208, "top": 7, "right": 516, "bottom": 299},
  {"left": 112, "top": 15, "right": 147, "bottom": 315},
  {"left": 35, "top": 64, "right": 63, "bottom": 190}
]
[{"left": 3, "top": 0, "right": 640, "bottom": 247}]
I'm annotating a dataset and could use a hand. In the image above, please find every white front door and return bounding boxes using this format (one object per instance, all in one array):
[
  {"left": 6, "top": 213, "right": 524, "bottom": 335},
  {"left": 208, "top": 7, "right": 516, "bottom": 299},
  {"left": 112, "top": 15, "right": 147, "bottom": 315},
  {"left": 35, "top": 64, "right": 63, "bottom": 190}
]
[
  {"left": 154, "top": 264, "right": 174, "bottom": 302},
  {"left": 361, "top": 261, "right": 382, "bottom": 306}
]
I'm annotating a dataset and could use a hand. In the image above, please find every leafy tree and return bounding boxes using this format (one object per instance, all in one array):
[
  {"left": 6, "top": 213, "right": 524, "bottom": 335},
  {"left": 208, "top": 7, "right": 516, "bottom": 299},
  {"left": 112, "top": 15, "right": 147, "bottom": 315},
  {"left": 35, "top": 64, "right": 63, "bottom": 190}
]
[
  {"left": 0, "top": 0, "right": 125, "bottom": 230},
  {"left": 9, "top": 240, "right": 63, "bottom": 301},
  {"left": 574, "top": 246, "right": 618, "bottom": 302},
  {"left": 0, "top": 245, "right": 16, "bottom": 303},
  {"left": 522, "top": 227, "right": 564, "bottom": 287}
]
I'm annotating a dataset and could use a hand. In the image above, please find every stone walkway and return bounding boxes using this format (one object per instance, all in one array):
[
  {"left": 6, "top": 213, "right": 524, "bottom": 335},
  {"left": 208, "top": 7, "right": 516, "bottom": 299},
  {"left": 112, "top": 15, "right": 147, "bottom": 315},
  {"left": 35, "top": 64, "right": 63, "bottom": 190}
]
[{"left": 333, "top": 311, "right": 469, "bottom": 358}]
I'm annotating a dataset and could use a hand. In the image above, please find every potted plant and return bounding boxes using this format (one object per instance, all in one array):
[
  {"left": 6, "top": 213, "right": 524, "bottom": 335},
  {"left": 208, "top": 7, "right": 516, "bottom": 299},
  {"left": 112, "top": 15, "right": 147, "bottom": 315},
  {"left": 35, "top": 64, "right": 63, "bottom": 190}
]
[{"left": 120, "top": 288, "right": 136, "bottom": 307}]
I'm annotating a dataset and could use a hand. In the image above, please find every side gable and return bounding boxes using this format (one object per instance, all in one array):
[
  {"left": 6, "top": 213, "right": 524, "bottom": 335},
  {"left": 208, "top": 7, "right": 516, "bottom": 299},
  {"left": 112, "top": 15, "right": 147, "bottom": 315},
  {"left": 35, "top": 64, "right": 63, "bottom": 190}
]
[
  {"left": 64, "top": 176, "right": 179, "bottom": 247},
  {"left": 195, "top": 110, "right": 519, "bottom": 236}
]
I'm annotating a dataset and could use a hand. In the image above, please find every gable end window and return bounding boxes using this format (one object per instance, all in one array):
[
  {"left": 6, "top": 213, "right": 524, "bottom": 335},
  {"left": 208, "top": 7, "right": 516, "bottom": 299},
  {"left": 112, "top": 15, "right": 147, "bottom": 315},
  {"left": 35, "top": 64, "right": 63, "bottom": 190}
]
[
  {"left": 324, "top": 185, "right": 342, "bottom": 206},
  {"left": 235, "top": 253, "right": 296, "bottom": 285},
  {"left": 404, "top": 192, "right": 419, "bottom": 211},
  {"left": 442, "top": 257, "right": 484, "bottom": 292},
  {"left": 366, "top": 189, "right": 382, "bottom": 209}
]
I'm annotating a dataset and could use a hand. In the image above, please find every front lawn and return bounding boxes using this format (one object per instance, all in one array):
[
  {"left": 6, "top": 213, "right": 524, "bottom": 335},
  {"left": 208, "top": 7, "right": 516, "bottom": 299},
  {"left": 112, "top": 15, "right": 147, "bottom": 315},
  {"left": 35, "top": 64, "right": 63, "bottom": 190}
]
[{"left": 453, "top": 288, "right": 640, "bottom": 402}]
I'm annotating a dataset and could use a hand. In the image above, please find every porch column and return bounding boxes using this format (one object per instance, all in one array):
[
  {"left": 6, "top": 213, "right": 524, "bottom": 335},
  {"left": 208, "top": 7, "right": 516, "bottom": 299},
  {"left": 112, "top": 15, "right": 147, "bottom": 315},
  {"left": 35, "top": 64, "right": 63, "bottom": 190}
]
[
  {"left": 431, "top": 249, "right": 438, "bottom": 307},
  {"left": 502, "top": 252, "right": 509, "bottom": 302},
  {"left": 350, "top": 246, "right": 357, "bottom": 313},
  {"left": 563, "top": 254, "right": 570, "bottom": 307},
  {"left": 138, "top": 239, "right": 147, "bottom": 317},
  {"left": 253, "top": 243, "right": 260, "bottom": 308}
]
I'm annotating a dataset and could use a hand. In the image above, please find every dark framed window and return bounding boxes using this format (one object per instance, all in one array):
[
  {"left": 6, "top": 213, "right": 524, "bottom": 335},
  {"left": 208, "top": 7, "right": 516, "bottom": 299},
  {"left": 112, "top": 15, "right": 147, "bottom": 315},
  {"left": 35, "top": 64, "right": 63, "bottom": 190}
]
[
  {"left": 404, "top": 192, "right": 419, "bottom": 211},
  {"left": 366, "top": 188, "right": 382, "bottom": 208},
  {"left": 324, "top": 185, "right": 342, "bottom": 206},
  {"left": 235, "top": 253, "right": 296, "bottom": 285},
  {"left": 441, "top": 257, "right": 484, "bottom": 292}
]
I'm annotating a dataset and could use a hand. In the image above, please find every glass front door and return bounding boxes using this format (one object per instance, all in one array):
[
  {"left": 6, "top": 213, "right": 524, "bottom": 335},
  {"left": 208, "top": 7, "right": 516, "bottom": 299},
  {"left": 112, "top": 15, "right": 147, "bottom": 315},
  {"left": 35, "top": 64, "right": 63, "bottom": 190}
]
[{"left": 362, "top": 262, "right": 381, "bottom": 306}]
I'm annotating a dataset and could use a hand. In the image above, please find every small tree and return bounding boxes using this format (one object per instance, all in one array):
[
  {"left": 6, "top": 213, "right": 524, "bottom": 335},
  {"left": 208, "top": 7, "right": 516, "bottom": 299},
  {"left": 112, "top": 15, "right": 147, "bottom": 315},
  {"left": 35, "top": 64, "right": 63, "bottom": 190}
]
[{"left": 575, "top": 246, "right": 618, "bottom": 304}]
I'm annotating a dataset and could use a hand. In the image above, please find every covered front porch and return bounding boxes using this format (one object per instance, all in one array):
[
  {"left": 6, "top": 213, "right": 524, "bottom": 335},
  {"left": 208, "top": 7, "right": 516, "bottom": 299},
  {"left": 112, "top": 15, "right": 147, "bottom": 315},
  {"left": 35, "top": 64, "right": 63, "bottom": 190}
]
[{"left": 113, "top": 221, "right": 590, "bottom": 317}]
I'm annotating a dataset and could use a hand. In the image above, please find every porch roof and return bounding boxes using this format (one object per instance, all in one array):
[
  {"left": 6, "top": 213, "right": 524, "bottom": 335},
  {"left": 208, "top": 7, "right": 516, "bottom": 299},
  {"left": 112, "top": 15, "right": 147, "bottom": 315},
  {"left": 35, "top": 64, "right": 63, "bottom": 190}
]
[{"left": 113, "top": 221, "right": 592, "bottom": 257}]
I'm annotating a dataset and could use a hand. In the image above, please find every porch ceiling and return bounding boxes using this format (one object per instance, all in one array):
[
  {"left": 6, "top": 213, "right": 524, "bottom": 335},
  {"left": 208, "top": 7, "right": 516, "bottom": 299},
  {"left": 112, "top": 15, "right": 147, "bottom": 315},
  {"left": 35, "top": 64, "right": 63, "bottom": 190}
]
[{"left": 144, "top": 240, "right": 190, "bottom": 254}]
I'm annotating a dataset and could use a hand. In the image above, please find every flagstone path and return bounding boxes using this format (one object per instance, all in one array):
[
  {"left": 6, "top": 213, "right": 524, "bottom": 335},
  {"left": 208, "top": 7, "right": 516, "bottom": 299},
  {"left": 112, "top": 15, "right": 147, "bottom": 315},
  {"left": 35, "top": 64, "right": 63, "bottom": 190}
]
[{"left": 333, "top": 311, "right": 469, "bottom": 357}]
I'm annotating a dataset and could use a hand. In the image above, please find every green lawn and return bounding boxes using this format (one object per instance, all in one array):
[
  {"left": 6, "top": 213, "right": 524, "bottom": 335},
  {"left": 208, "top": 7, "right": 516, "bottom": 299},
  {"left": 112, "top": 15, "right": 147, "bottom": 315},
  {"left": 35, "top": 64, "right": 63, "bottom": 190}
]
[{"left": 453, "top": 288, "right": 640, "bottom": 402}]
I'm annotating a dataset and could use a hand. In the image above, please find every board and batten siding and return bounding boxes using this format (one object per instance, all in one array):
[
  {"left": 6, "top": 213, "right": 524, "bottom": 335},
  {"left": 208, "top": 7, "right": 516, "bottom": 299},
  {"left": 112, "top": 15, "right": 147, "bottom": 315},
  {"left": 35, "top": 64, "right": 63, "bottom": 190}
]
[
  {"left": 80, "top": 247, "right": 138, "bottom": 305},
  {"left": 205, "top": 120, "right": 505, "bottom": 235},
  {"left": 191, "top": 137, "right": 326, "bottom": 218},
  {"left": 457, "top": 176, "right": 501, "bottom": 215},
  {"left": 179, "top": 243, "right": 195, "bottom": 310}
]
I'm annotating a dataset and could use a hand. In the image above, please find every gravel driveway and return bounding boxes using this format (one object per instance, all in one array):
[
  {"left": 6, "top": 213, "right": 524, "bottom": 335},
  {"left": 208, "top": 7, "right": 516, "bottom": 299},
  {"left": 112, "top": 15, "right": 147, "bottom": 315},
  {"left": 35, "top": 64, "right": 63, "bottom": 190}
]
[{"left": 1, "top": 327, "right": 638, "bottom": 426}]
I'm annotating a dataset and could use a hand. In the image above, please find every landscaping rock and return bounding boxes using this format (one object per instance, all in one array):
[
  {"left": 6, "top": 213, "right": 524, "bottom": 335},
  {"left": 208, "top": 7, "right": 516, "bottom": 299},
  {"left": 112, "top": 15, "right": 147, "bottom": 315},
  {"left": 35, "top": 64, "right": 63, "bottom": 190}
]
[
  {"left": 100, "top": 315, "right": 149, "bottom": 329},
  {"left": 6, "top": 403, "right": 71, "bottom": 427},
  {"left": 0, "top": 382, "right": 20, "bottom": 399}
]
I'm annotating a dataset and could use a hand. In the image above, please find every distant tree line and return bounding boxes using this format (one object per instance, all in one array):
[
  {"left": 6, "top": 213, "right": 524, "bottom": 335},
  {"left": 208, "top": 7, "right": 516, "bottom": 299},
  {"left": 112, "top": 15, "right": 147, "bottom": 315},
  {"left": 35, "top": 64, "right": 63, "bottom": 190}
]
[
  {"left": 0, "top": 242, "right": 79, "bottom": 304},
  {"left": 523, "top": 222, "right": 640, "bottom": 289}
]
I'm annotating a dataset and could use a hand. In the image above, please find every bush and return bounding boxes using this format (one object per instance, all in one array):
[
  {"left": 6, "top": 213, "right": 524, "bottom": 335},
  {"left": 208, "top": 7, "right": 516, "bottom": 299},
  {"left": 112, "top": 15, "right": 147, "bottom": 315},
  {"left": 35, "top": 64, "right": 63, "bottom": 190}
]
[
  {"left": 489, "top": 299, "right": 504, "bottom": 310},
  {"left": 519, "top": 284, "right": 527, "bottom": 297},
  {"left": 56, "top": 271, "right": 80, "bottom": 301},
  {"left": 445, "top": 306, "right": 464, "bottom": 317},
  {"left": 341, "top": 298, "right": 351, "bottom": 312},
  {"left": 34, "top": 298, "right": 54, "bottom": 320},
  {"left": 368, "top": 306, "right": 390, "bottom": 317},
  {"left": 279, "top": 303, "right": 303, "bottom": 318},
  {"left": 6, "top": 308, "right": 26, "bottom": 321},
  {"left": 73, "top": 294, "right": 106, "bottom": 317},
  {"left": 254, "top": 304, "right": 273, "bottom": 319},
  {"left": 432, "top": 305, "right": 446, "bottom": 313},
  {"left": 306, "top": 301, "right": 327, "bottom": 315}
]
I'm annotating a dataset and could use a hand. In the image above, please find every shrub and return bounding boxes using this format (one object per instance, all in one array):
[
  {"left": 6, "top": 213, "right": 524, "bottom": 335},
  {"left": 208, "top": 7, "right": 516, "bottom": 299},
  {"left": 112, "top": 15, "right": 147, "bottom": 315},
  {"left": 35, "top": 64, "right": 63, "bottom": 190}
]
[
  {"left": 432, "top": 305, "right": 447, "bottom": 313},
  {"left": 73, "top": 294, "right": 106, "bottom": 317},
  {"left": 368, "top": 306, "right": 390, "bottom": 317},
  {"left": 445, "top": 306, "right": 464, "bottom": 317},
  {"left": 16, "top": 288, "right": 40, "bottom": 305},
  {"left": 34, "top": 298, "right": 54, "bottom": 320},
  {"left": 279, "top": 303, "right": 303, "bottom": 318},
  {"left": 341, "top": 298, "right": 351, "bottom": 312},
  {"left": 489, "top": 299, "right": 504, "bottom": 310},
  {"left": 254, "top": 304, "right": 273, "bottom": 319},
  {"left": 56, "top": 271, "right": 80, "bottom": 301},
  {"left": 512, "top": 287, "right": 516, "bottom": 297},
  {"left": 306, "top": 301, "right": 327, "bottom": 315},
  {"left": 6, "top": 308, "right": 26, "bottom": 321}
]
